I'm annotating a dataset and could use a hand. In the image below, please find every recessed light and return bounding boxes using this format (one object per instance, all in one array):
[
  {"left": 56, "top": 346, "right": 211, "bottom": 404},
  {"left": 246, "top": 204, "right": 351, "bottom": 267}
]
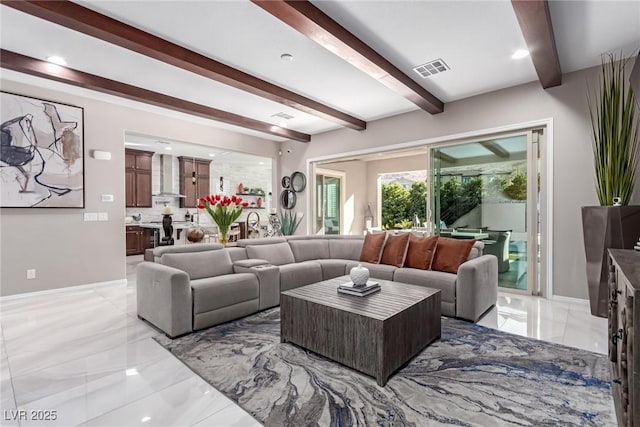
[
  {"left": 280, "top": 53, "right": 293, "bottom": 61},
  {"left": 511, "top": 49, "right": 529, "bottom": 60},
  {"left": 164, "top": 146, "right": 172, "bottom": 151},
  {"left": 141, "top": 416, "right": 151, "bottom": 423},
  {"left": 209, "top": 153, "right": 216, "bottom": 157},
  {"left": 259, "top": 161, "right": 265, "bottom": 165},
  {"left": 46, "top": 56, "right": 67, "bottom": 66},
  {"left": 125, "top": 368, "right": 138, "bottom": 376}
]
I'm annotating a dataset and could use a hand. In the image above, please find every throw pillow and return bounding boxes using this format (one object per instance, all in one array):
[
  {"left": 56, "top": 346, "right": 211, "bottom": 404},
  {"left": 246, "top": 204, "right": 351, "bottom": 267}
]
[
  {"left": 380, "top": 233, "right": 411, "bottom": 267},
  {"left": 403, "top": 234, "right": 439, "bottom": 270},
  {"left": 359, "top": 232, "right": 387, "bottom": 263},
  {"left": 431, "top": 238, "right": 477, "bottom": 274}
]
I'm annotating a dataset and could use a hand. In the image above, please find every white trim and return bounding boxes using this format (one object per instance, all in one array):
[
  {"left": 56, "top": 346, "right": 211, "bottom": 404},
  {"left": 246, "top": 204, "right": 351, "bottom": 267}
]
[
  {"left": 544, "top": 120, "right": 554, "bottom": 300},
  {"left": 551, "top": 294, "right": 590, "bottom": 307},
  {"left": 306, "top": 119, "right": 554, "bottom": 164},
  {"left": 0, "top": 279, "right": 127, "bottom": 302},
  {"left": 313, "top": 168, "right": 346, "bottom": 235}
]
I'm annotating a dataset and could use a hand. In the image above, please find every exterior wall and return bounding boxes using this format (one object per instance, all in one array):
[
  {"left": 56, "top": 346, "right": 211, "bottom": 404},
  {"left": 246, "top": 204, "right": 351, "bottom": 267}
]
[
  {"left": 281, "top": 65, "right": 640, "bottom": 300},
  {"left": 0, "top": 77, "right": 278, "bottom": 297}
]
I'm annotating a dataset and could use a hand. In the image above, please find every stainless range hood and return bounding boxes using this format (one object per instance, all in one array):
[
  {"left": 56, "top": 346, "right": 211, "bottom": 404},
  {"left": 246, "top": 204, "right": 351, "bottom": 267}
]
[{"left": 152, "top": 154, "right": 185, "bottom": 198}]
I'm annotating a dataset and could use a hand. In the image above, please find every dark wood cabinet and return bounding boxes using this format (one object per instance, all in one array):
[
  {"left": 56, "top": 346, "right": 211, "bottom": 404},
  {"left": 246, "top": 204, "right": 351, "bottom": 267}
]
[
  {"left": 126, "top": 226, "right": 145, "bottom": 255},
  {"left": 178, "top": 156, "right": 211, "bottom": 208},
  {"left": 608, "top": 249, "right": 640, "bottom": 426},
  {"left": 125, "top": 149, "right": 153, "bottom": 208}
]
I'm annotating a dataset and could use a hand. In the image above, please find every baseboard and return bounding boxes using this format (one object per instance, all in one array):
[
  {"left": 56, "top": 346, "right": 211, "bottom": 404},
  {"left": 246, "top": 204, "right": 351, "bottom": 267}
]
[
  {"left": 551, "top": 295, "right": 590, "bottom": 306},
  {"left": 0, "top": 279, "right": 127, "bottom": 302}
]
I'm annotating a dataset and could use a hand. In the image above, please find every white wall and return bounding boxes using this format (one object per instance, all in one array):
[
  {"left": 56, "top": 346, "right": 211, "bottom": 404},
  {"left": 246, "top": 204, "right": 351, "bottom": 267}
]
[
  {"left": 282, "top": 65, "right": 640, "bottom": 300},
  {"left": 0, "top": 78, "right": 279, "bottom": 297}
]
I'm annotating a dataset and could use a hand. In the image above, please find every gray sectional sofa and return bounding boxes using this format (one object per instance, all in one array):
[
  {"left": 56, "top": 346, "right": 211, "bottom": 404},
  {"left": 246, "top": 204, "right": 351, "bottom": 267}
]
[{"left": 136, "top": 235, "right": 498, "bottom": 338}]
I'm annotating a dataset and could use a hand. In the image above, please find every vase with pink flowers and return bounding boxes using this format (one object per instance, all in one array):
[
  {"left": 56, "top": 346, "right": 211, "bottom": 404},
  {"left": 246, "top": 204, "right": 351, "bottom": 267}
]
[{"left": 197, "top": 194, "right": 248, "bottom": 245}]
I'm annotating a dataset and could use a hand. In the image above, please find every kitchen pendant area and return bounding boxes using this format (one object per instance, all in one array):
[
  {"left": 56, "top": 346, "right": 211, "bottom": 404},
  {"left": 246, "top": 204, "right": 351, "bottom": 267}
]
[{"left": 124, "top": 134, "right": 274, "bottom": 255}]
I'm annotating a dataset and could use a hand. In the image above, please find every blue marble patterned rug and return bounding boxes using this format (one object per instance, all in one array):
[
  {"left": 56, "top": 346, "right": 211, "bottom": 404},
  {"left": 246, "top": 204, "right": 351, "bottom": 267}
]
[{"left": 155, "top": 308, "right": 615, "bottom": 426}]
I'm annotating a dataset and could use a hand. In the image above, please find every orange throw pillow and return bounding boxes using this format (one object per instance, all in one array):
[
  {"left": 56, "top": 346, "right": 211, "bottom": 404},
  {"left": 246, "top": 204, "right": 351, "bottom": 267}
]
[
  {"left": 359, "top": 232, "right": 387, "bottom": 263},
  {"left": 431, "top": 238, "right": 477, "bottom": 273},
  {"left": 380, "top": 233, "right": 410, "bottom": 267},
  {"left": 403, "top": 235, "right": 439, "bottom": 270}
]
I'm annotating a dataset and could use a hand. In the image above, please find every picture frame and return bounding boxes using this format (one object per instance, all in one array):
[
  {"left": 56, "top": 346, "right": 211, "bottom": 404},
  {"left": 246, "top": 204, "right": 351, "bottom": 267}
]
[{"left": 1, "top": 91, "right": 85, "bottom": 208}]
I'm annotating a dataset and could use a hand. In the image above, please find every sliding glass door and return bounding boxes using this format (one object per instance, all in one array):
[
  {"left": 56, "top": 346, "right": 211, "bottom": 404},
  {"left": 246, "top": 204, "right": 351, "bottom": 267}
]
[
  {"left": 315, "top": 171, "right": 343, "bottom": 235},
  {"left": 430, "top": 130, "right": 542, "bottom": 294}
]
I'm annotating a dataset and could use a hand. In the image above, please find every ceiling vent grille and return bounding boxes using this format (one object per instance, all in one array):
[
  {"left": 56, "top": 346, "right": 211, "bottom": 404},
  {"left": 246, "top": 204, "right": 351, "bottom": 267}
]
[
  {"left": 271, "top": 112, "right": 294, "bottom": 120},
  {"left": 413, "top": 59, "right": 449, "bottom": 78}
]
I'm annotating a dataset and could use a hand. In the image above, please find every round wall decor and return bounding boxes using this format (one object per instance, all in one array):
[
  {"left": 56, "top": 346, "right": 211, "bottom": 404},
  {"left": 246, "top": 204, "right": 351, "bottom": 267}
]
[
  {"left": 280, "top": 189, "right": 296, "bottom": 209},
  {"left": 290, "top": 171, "right": 306, "bottom": 192},
  {"left": 281, "top": 175, "right": 291, "bottom": 189}
]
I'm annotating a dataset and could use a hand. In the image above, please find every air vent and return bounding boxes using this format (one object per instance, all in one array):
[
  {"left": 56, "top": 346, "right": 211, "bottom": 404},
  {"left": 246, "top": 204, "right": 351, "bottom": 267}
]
[
  {"left": 413, "top": 59, "right": 449, "bottom": 78},
  {"left": 271, "top": 112, "right": 294, "bottom": 120}
]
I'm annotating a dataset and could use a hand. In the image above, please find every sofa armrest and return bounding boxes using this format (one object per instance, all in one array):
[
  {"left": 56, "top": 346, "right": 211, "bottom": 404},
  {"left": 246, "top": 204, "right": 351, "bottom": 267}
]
[
  {"left": 233, "top": 259, "right": 270, "bottom": 270},
  {"left": 455, "top": 255, "right": 498, "bottom": 322},
  {"left": 136, "top": 262, "right": 192, "bottom": 338},
  {"left": 234, "top": 261, "right": 280, "bottom": 310}
]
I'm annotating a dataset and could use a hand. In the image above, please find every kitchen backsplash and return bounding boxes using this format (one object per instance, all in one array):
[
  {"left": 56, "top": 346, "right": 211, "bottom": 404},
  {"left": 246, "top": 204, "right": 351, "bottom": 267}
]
[{"left": 126, "top": 154, "right": 273, "bottom": 224}]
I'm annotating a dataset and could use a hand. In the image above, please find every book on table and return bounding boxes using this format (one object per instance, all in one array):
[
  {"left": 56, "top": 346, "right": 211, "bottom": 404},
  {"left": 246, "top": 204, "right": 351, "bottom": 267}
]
[
  {"left": 338, "top": 280, "right": 379, "bottom": 292},
  {"left": 337, "top": 286, "right": 381, "bottom": 297}
]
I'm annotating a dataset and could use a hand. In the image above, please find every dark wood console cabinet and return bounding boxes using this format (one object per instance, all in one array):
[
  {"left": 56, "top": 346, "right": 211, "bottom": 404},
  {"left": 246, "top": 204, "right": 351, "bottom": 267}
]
[
  {"left": 178, "top": 156, "right": 211, "bottom": 208},
  {"left": 126, "top": 226, "right": 150, "bottom": 256},
  {"left": 608, "top": 249, "right": 640, "bottom": 426},
  {"left": 125, "top": 149, "right": 153, "bottom": 208}
]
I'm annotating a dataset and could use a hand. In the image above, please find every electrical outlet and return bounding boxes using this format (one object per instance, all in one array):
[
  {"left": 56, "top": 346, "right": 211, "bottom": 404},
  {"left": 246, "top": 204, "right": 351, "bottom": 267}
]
[
  {"left": 26, "top": 269, "right": 36, "bottom": 280},
  {"left": 101, "top": 194, "right": 114, "bottom": 202},
  {"left": 98, "top": 212, "right": 109, "bottom": 221},
  {"left": 84, "top": 212, "right": 98, "bottom": 221}
]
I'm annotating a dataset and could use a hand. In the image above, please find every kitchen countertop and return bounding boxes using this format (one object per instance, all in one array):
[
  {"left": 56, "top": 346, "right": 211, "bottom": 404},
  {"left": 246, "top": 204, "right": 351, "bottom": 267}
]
[{"left": 126, "top": 222, "right": 193, "bottom": 229}]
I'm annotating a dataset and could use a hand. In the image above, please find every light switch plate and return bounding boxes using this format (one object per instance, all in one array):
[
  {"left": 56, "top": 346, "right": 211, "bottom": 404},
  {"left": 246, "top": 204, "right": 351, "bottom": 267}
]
[
  {"left": 101, "top": 194, "right": 114, "bottom": 202},
  {"left": 98, "top": 212, "right": 109, "bottom": 221},
  {"left": 84, "top": 212, "right": 98, "bottom": 221}
]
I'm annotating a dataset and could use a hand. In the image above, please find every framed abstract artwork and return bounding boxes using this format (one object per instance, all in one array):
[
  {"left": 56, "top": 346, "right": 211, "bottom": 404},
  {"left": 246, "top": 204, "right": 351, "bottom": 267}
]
[{"left": 1, "top": 91, "right": 85, "bottom": 208}]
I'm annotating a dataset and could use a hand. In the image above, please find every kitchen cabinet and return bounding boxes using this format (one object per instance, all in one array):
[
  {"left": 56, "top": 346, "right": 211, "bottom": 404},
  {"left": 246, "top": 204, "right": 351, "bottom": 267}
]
[
  {"left": 126, "top": 225, "right": 149, "bottom": 256},
  {"left": 125, "top": 149, "right": 153, "bottom": 208},
  {"left": 179, "top": 157, "right": 211, "bottom": 208}
]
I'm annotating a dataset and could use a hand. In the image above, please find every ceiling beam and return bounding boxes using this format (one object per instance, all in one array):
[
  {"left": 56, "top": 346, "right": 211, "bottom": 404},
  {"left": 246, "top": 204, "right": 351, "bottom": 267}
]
[
  {"left": 251, "top": 0, "right": 444, "bottom": 114},
  {"left": 511, "top": 0, "right": 562, "bottom": 88},
  {"left": 435, "top": 152, "right": 457, "bottom": 164},
  {"left": 1, "top": 0, "right": 366, "bottom": 131},
  {"left": 0, "top": 49, "right": 311, "bottom": 142},
  {"left": 479, "top": 141, "right": 510, "bottom": 158}
]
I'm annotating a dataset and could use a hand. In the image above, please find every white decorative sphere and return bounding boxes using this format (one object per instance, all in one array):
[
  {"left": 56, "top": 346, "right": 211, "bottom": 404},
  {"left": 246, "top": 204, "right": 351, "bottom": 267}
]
[{"left": 350, "top": 264, "right": 370, "bottom": 286}]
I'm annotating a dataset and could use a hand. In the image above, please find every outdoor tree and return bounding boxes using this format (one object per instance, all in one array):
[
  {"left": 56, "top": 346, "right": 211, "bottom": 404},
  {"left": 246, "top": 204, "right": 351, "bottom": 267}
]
[
  {"left": 381, "top": 183, "right": 409, "bottom": 229},
  {"left": 503, "top": 170, "right": 527, "bottom": 200},
  {"left": 409, "top": 181, "right": 427, "bottom": 224}
]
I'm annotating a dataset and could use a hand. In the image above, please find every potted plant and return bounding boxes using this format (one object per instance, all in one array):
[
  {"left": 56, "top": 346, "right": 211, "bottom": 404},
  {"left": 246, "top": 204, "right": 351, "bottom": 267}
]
[
  {"left": 279, "top": 209, "right": 303, "bottom": 235},
  {"left": 582, "top": 53, "right": 640, "bottom": 317}
]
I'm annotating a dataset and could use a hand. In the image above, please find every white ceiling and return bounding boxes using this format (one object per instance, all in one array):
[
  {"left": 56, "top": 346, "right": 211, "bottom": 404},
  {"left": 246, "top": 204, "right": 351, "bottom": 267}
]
[{"left": 1, "top": 1, "right": 638, "bottom": 142}]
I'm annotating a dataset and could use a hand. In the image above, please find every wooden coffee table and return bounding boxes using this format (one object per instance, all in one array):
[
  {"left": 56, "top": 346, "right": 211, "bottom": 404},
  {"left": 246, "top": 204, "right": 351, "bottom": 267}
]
[{"left": 280, "top": 275, "right": 441, "bottom": 386}]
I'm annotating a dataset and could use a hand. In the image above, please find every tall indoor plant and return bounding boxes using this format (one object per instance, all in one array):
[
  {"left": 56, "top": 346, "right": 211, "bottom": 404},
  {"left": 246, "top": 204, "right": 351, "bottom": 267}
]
[{"left": 582, "top": 53, "right": 640, "bottom": 317}]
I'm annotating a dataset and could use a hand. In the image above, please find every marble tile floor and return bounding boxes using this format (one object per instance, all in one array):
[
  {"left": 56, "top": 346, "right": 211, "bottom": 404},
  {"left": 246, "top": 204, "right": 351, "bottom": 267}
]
[{"left": 0, "top": 255, "right": 608, "bottom": 426}]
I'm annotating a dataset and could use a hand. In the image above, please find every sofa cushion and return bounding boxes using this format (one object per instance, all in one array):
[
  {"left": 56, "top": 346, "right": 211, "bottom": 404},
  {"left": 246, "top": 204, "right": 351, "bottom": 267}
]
[
  {"left": 404, "top": 235, "right": 439, "bottom": 270},
  {"left": 380, "top": 233, "right": 410, "bottom": 267},
  {"left": 345, "top": 261, "right": 396, "bottom": 281},
  {"left": 432, "top": 238, "right": 477, "bottom": 273},
  {"left": 467, "top": 241, "right": 484, "bottom": 260},
  {"left": 191, "top": 273, "right": 258, "bottom": 314},
  {"left": 329, "top": 239, "right": 364, "bottom": 260},
  {"left": 317, "top": 259, "right": 349, "bottom": 280},
  {"left": 279, "top": 261, "right": 323, "bottom": 292},
  {"left": 226, "top": 247, "right": 248, "bottom": 262},
  {"left": 246, "top": 242, "right": 295, "bottom": 266},
  {"left": 161, "top": 249, "right": 233, "bottom": 280},
  {"left": 359, "top": 232, "right": 386, "bottom": 263},
  {"left": 393, "top": 268, "right": 456, "bottom": 303},
  {"left": 289, "top": 239, "right": 330, "bottom": 262}
]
